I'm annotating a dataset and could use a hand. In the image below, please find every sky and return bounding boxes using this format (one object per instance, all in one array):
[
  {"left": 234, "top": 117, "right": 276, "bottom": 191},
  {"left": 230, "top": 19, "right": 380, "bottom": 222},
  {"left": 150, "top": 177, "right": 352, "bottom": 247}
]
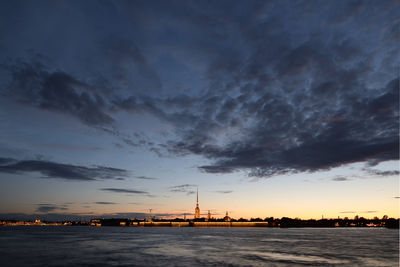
[{"left": 0, "top": 0, "right": 399, "bottom": 221}]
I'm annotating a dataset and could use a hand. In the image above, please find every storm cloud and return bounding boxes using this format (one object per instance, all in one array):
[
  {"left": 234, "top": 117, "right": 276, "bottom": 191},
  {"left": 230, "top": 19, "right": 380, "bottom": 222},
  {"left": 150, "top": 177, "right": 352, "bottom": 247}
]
[
  {"left": 0, "top": 0, "right": 398, "bottom": 179},
  {"left": 113, "top": 1, "right": 398, "bottom": 178}
]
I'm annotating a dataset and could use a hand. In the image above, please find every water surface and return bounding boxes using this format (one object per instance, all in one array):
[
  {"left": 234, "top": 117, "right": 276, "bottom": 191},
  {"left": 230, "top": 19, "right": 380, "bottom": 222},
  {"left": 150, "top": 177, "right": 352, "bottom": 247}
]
[{"left": 0, "top": 227, "right": 398, "bottom": 266}]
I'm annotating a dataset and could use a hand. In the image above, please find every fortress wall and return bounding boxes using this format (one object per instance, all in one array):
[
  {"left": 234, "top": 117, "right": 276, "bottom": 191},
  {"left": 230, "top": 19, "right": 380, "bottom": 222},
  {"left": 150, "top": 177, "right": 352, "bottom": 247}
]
[
  {"left": 231, "top": 222, "right": 268, "bottom": 227},
  {"left": 170, "top": 222, "right": 190, "bottom": 227},
  {"left": 193, "top": 222, "right": 269, "bottom": 227},
  {"left": 138, "top": 222, "right": 173, "bottom": 227},
  {"left": 193, "top": 222, "right": 231, "bottom": 227},
  {"left": 135, "top": 221, "right": 269, "bottom": 227},
  {"left": 151, "top": 222, "right": 173, "bottom": 227}
]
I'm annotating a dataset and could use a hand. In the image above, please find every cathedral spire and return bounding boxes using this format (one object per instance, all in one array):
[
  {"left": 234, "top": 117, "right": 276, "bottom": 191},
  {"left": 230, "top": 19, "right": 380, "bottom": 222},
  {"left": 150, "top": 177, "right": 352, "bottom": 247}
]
[{"left": 194, "top": 187, "right": 200, "bottom": 219}]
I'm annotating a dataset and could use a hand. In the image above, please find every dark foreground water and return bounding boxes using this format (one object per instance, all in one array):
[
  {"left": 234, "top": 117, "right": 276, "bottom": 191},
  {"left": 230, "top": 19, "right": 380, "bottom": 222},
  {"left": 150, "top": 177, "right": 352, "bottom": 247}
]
[{"left": 0, "top": 227, "right": 398, "bottom": 266}]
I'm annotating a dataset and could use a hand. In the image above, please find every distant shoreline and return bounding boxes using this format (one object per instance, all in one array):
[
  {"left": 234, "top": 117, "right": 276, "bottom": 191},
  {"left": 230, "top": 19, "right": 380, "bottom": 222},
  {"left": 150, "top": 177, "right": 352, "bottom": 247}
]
[{"left": 2, "top": 219, "right": 399, "bottom": 228}]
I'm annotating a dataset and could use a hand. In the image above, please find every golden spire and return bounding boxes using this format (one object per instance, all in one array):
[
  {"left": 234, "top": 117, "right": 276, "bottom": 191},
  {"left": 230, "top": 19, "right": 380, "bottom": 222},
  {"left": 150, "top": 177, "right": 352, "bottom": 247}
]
[{"left": 194, "top": 187, "right": 200, "bottom": 219}]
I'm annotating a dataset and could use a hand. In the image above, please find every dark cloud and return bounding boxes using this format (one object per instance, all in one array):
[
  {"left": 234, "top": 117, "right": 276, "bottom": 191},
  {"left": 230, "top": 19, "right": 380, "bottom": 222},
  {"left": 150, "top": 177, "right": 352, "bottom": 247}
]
[
  {"left": 0, "top": 157, "right": 129, "bottom": 181},
  {"left": 36, "top": 205, "right": 57, "bottom": 213},
  {"left": 100, "top": 188, "right": 148, "bottom": 194},
  {"left": 95, "top": 127, "right": 154, "bottom": 152},
  {"left": 122, "top": 138, "right": 139, "bottom": 147},
  {"left": 215, "top": 190, "right": 233, "bottom": 194},
  {"left": 0, "top": 157, "right": 16, "bottom": 165},
  {"left": 94, "top": 202, "right": 117, "bottom": 205},
  {"left": 134, "top": 176, "right": 158, "bottom": 180},
  {"left": 2, "top": 60, "right": 114, "bottom": 126},
  {"left": 114, "top": 20, "right": 398, "bottom": 178},
  {"left": 332, "top": 177, "right": 349, "bottom": 182},
  {"left": 194, "top": 77, "right": 399, "bottom": 177},
  {"left": 35, "top": 204, "right": 69, "bottom": 213},
  {"left": 169, "top": 184, "right": 197, "bottom": 195},
  {"left": 339, "top": 211, "right": 356, "bottom": 214},
  {"left": 366, "top": 169, "right": 399, "bottom": 177},
  {"left": 0, "top": 0, "right": 398, "bottom": 181},
  {"left": 130, "top": 1, "right": 398, "bottom": 178}
]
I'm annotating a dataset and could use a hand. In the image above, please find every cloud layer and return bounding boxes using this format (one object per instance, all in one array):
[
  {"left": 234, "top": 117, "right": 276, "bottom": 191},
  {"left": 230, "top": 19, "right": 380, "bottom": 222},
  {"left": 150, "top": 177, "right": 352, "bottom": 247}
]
[
  {"left": 0, "top": 0, "right": 398, "bottom": 179},
  {"left": 35, "top": 204, "right": 69, "bottom": 213},
  {"left": 100, "top": 188, "right": 148, "bottom": 194},
  {"left": 169, "top": 184, "right": 197, "bottom": 195},
  {"left": 0, "top": 157, "right": 129, "bottom": 181}
]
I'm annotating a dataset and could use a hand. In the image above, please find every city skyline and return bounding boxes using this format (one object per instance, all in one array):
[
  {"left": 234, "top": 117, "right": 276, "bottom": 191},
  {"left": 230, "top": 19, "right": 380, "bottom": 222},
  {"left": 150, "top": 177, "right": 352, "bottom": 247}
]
[{"left": 0, "top": 0, "right": 399, "bottom": 221}]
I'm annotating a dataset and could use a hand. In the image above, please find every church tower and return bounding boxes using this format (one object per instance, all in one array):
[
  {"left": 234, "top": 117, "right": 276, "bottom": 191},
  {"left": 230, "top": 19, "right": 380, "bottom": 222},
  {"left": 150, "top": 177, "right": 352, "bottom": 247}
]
[
  {"left": 194, "top": 188, "right": 200, "bottom": 219},
  {"left": 224, "top": 211, "right": 231, "bottom": 222}
]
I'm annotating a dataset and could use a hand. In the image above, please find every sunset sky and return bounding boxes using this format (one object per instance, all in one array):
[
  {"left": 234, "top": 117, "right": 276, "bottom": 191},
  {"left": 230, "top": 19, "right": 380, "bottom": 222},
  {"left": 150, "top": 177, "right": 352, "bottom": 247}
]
[{"left": 0, "top": 0, "right": 398, "bottom": 221}]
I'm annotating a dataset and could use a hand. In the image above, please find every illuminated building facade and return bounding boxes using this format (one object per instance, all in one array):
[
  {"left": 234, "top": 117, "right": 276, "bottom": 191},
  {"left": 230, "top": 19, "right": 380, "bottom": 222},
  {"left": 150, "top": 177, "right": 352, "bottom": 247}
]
[{"left": 224, "top": 211, "right": 231, "bottom": 222}]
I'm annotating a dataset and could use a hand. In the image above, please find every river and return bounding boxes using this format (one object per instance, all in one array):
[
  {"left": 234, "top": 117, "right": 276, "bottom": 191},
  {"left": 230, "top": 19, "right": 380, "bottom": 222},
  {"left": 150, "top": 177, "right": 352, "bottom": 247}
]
[{"left": 0, "top": 226, "right": 398, "bottom": 266}]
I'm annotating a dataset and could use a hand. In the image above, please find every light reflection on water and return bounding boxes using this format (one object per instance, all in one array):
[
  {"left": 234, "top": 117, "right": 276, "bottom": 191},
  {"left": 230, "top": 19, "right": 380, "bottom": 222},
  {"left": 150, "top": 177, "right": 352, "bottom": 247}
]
[{"left": 0, "top": 227, "right": 398, "bottom": 266}]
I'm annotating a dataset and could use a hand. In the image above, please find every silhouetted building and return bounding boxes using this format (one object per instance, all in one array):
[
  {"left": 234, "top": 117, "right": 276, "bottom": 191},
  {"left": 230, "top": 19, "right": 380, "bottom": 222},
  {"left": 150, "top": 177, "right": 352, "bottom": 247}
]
[{"left": 207, "top": 210, "right": 211, "bottom": 221}]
